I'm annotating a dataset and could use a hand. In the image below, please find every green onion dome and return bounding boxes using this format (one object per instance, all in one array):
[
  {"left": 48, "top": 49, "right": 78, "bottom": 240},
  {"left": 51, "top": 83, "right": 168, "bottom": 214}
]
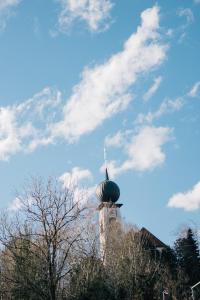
[{"left": 96, "top": 169, "right": 120, "bottom": 203}]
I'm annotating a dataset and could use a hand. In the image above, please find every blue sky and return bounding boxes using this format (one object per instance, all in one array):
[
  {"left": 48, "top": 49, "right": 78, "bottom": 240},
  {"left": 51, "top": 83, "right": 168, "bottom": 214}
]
[{"left": 0, "top": 0, "right": 200, "bottom": 245}]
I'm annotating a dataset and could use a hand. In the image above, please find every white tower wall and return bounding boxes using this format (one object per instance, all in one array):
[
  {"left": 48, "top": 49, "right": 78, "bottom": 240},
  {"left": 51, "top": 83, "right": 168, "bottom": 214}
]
[{"left": 98, "top": 203, "right": 122, "bottom": 261}]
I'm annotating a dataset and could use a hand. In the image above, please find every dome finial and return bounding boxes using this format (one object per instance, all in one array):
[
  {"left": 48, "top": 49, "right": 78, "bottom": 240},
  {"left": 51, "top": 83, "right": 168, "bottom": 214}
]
[
  {"left": 96, "top": 145, "right": 120, "bottom": 203},
  {"left": 104, "top": 146, "right": 109, "bottom": 180},
  {"left": 105, "top": 168, "right": 109, "bottom": 181},
  {"left": 96, "top": 162, "right": 120, "bottom": 203}
]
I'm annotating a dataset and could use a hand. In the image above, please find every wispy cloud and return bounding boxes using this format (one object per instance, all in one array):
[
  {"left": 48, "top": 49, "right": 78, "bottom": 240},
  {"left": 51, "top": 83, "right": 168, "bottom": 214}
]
[
  {"left": 56, "top": 0, "right": 113, "bottom": 33},
  {"left": 168, "top": 181, "right": 200, "bottom": 211},
  {"left": 143, "top": 76, "right": 162, "bottom": 102},
  {"left": 8, "top": 197, "right": 23, "bottom": 211},
  {"left": 8, "top": 167, "right": 95, "bottom": 211},
  {"left": 103, "top": 126, "right": 173, "bottom": 178},
  {"left": 105, "top": 131, "right": 126, "bottom": 148},
  {"left": 136, "top": 97, "right": 184, "bottom": 125},
  {"left": 59, "top": 166, "right": 93, "bottom": 187},
  {"left": 52, "top": 6, "right": 167, "bottom": 142},
  {"left": 188, "top": 81, "right": 200, "bottom": 98},
  {"left": 136, "top": 80, "right": 200, "bottom": 127},
  {"left": 177, "top": 8, "right": 194, "bottom": 42},
  {"left": 0, "top": 87, "right": 61, "bottom": 160},
  {"left": 59, "top": 167, "right": 95, "bottom": 205},
  {"left": 0, "top": 0, "right": 21, "bottom": 31},
  {"left": 0, "top": 0, "right": 21, "bottom": 12},
  {"left": 0, "top": 6, "right": 168, "bottom": 161},
  {"left": 178, "top": 8, "right": 194, "bottom": 25}
]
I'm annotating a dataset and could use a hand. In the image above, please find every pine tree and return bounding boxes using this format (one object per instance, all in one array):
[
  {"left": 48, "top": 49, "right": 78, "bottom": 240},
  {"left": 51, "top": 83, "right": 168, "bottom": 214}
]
[{"left": 175, "top": 228, "right": 200, "bottom": 286}]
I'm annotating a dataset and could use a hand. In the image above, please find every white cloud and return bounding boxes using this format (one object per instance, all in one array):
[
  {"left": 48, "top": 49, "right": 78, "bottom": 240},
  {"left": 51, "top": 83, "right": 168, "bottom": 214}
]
[
  {"left": 194, "top": 0, "right": 200, "bottom": 3},
  {"left": 52, "top": 6, "right": 167, "bottom": 142},
  {"left": 0, "top": 87, "right": 62, "bottom": 160},
  {"left": 0, "top": 0, "right": 21, "bottom": 31},
  {"left": 136, "top": 97, "right": 184, "bottom": 125},
  {"left": 59, "top": 166, "right": 93, "bottom": 187},
  {"left": 0, "top": 106, "right": 23, "bottom": 160},
  {"left": 188, "top": 81, "right": 200, "bottom": 97},
  {"left": 8, "top": 167, "right": 95, "bottom": 211},
  {"left": 8, "top": 195, "right": 34, "bottom": 212},
  {"left": 8, "top": 197, "right": 23, "bottom": 211},
  {"left": 143, "top": 76, "right": 162, "bottom": 102},
  {"left": 57, "top": 0, "right": 113, "bottom": 32},
  {"left": 178, "top": 8, "right": 194, "bottom": 25},
  {"left": 177, "top": 8, "right": 194, "bottom": 43},
  {"left": 0, "top": 0, "right": 20, "bottom": 11},
  {"left": 102, "top": 126, "right": 173, "bottom": 177},
  {"left": 59, "top": 167, "right": 95, "bottom": 206},
  {"left": 0, "top": 6, "right": 168, "bottom": 161},
  {"left": 105, "top": 131, "right": 126, "bottom": 148},
  {"left": 168, "top": 181, "right": 200, "bottom": 211}
]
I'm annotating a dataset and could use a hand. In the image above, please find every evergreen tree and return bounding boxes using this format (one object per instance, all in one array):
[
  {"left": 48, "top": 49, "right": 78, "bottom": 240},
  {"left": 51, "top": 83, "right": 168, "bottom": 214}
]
[{"left": 175, "top": 228, "right": 200, "bottom": 286}]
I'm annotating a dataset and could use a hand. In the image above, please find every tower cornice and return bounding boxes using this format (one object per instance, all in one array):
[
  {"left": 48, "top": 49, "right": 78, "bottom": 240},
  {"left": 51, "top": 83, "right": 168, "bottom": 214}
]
[{"left": 97, "top": 202, "right": 123, "bottom": 210}]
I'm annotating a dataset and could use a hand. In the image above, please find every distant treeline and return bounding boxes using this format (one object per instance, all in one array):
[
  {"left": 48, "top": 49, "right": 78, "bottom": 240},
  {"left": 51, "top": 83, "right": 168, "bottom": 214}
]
[{"left": 0, "top": 178, "right": 199, "bottom": 300}]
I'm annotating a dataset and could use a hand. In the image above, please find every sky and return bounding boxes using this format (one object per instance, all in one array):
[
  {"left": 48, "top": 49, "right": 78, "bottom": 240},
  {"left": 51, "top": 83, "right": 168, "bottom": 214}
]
[{"left": 0, "top": 0, "right": 200, "bottom": 245}]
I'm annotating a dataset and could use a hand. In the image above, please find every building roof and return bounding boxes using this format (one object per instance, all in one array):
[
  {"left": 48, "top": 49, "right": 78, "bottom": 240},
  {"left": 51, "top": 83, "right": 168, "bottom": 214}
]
[{"left": 140, "top": 227, "right": 167, "bottom": 249}]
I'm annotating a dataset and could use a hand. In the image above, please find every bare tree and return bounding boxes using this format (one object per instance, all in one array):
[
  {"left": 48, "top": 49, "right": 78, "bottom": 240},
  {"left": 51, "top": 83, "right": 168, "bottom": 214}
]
[
  {"left": 103, "top": 223, "right": 174, "bottom": 300},
  {"left": 0, "top": 177, "right": 87, "bottom": 300}
]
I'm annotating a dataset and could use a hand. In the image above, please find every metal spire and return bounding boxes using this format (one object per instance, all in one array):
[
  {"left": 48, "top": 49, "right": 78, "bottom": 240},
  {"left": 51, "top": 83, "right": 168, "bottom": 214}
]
[
  {"left": 105, "top": 168, "right": 109, "bottom": 181},
  {"left": 104, "top": 146, "right": 109, "bottom": 180}
]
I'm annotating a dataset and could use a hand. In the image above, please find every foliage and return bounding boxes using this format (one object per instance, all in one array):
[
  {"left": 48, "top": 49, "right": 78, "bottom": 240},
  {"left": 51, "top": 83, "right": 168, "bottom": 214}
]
[
  {"left": 174, "top": 228, "right": 200, "bottom": 299},
  {"left": 0, "top": 178, "right": 199, "bottom": 299}
]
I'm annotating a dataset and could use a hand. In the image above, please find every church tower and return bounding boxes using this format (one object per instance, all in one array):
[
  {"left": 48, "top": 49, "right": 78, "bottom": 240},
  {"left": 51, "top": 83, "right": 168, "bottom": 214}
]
[{"left": 96, "top": 169, "right": 123, "bottom": 261}]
